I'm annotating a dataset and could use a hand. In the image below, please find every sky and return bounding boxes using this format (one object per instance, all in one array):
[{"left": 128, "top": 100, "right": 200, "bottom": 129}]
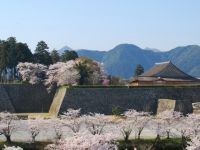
[{"left": 0, "top": 0, "right": 200, "bottom": 52}]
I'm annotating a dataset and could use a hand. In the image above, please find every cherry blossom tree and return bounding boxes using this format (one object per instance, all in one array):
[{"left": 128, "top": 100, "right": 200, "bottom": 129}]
[
  {"left": 88, "top": 61, "right": 104, "bottom": 85},
  {"left": 187, "top": 136, "right": 200, "bottom": 150},
  {"left": 118, "top": 109, "right": 146, "bottom": 141},
  {"left": 118, "top": 119, "right": 134, "bottom": 142},
  {"left": 135, "top": 112, "right": 151, "bottom": 139},
  {"left": 0, "top": 112, "right": 19, "bottom": 143},
  {"left": 149, "top": 116, "right": 165, "bottom": 142},
  {"left": 157, "top": 110, "right": 182, "bottom": 139},
  {"left": 116, "top": 112, "right": 134, "bottom": 142},
  {"left": 25, "top": 118, "right": 48, "bottom": 143},
  {"left": 174, "top": 115, "right": 194, "bottom": 149},
  {"left": 3, "top": 145, "right": 23, "bottom": 150},
  {"left": 17, "top": 61, "right": 80, "bottom": 91},
  {"left": 185, "top": 114, "right": 200, "bottom": 150},
  {"left": 45, "top": 61, "right": 80, "bottom": 91},
  {"left": 60, "top": 108, "right": 83, "bottom": 133},
  {"left": 84, "top": 113, "right": 111, "bottom": 135},
  {"left": 17, "top": 62, "right": 47, "bottom": 84},
  {"left": 45, "top": 132, "right": 118, "bottom": 150},
  {"left": 45, "top": 118, "right": 65, "bottom": 143},
  {"left": 186, "top": 114, "right": 200, "bottom": 136},
  {"left": 75, "top": 57, "right": 104, "bottom": 85}
]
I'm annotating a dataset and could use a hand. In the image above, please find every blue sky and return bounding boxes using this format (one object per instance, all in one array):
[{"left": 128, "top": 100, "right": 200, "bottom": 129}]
[{"left": 0, "top": 0, "right": 200, "bottom": 51}]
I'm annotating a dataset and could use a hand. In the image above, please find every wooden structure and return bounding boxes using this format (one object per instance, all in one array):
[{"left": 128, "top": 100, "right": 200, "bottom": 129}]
[{"left": 129, "top": 61, "right": 200, "bottom": 86}]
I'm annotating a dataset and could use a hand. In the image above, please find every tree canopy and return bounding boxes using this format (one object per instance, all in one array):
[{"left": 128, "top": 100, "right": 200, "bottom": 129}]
[
  {"left": 51, "top": 49, "right": 60, "bottom": 64},
  {"left": 61, "top": 50, "right": 78, "bottom": 62},
  {"left": 0, "top": 37, "right": 104, "bottom": 85},
  {"left": 0, "top": 37, "right": 33, "bottom": 81},
  {"left": 34, "top": 41, "right": 52, "bottom": 65},
  {"left": 134, "top": 64, "right": 144, "bottom": 77}
]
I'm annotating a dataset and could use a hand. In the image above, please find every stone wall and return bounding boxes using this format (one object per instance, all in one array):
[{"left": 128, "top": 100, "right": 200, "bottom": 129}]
[
  {"left": 0, "top": 84, "right": 199, "bottom": 114},
  {"left": 0, "top": 84, "right": 54, "bottom": 113},
  {"left": 59, "top": 86, "right": 200, "bottom": 114}
]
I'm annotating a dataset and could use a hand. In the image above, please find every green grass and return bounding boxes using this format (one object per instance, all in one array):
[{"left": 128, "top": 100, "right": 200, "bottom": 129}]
[{"left": 118, "top": 138, "right": 183, "bottom": 150}]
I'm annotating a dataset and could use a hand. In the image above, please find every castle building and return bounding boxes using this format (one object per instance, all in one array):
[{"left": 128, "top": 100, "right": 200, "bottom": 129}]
[{"left": 129, "top": 61, "right": 200, "bottom": 86}]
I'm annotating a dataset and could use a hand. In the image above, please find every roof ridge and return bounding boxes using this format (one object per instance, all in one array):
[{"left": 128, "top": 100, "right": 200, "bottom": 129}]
[
  {"left": 155, "top": 61, "right": 171, "bottom": 65},
  {"left": 155, "top": 62, "right": 197, "bottom": 80}
]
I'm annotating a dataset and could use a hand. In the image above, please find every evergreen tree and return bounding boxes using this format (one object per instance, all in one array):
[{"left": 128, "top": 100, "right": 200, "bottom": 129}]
[
  {"left": 0, "top": 41, "right": 9, "bottom": 79},
  {"left": 0, "top": 37, "right": 33, "bottom": 81},
  {"left": 16, "top": 43, "right": 33, "bottom": 63},
  {"left": 61, "top": 50, "right": 78, "bottom": 62},
  {"left": 134, "top": 64, "right": 144, "bottom": 77},
  {"left": 35, "top": 41, "right": 49, "bottom": 53},
  {"left": 7, "top": 37, "right": 17, "bottom": 69},
  {"left": 51, "top": 49, "right": 60, "bottom": 63},
  {"left": 34, "top": 41, "right": 52, "bottom": 65},
  {"left": 75, "top": 62, "right": 90, "bottom": 85}
]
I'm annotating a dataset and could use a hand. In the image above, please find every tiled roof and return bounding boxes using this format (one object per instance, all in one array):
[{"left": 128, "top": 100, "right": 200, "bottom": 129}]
[{"left": 140, "top": 61, "right": 197, "bottom": 80}]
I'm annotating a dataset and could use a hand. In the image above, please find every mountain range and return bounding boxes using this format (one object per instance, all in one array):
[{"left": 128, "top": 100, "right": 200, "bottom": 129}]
[{"left": 58, "top": 44, "right": 200, "bottom": 79}]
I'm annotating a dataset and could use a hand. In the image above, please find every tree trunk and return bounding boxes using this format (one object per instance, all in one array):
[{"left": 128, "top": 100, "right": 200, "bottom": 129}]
[
  {"left": 181, "top": 135, "right": 187, "bottom": 149},
  {"left": 5, "top": 135, "right": 11, "bottom": 143},
  {"left": 149, "top": 134, "right": 161, "bottom": 150},
  {"left": 167, "top": 131, "right": 170, "bottom": 139},
  {"left": 138, "top": 131, "right": 142, "bottom": 139},
  {"left": 32, "top": 136, "right": 36, "bottom": 143},
  {"left": 125, "top": 134, "right": 129, "bottom": 142}
]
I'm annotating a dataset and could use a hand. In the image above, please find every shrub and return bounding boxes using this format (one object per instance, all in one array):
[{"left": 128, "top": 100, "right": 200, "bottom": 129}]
[{"left": 112, "top": 105, "right": 122, "bottom": 116}]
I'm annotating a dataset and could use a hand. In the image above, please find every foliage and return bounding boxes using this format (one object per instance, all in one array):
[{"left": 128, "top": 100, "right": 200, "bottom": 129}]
[
  {"left": 134, "top": 64, "right": 144, "bottom": 77},
  {"left": 61, "top": 50, "right": 78, "bottom": 62},
  {"left": 34, "top": 41, "right": 52, "bottom": 65},
  {"left": 17, "top": 58, "right": 103, "bottom": 90},
  {"left": 49, "top": 118, "right": 64, "bottom": 142},
  {"left": 60, "top": 108, "right": 82, "bottom": 133},
  {"left": 0, "top": 141, "right": 51, "bottom": 150},
  {"left": 25, "top": 118, "right": 48, "bottom": 143},
  {"left": 84, "top": 113, "right": 111, "bottom": 135},
  {"left": 50, "top": 49, "right": 60, "bottom": 64},
  {"left": 107, "top": 75, "right": 125, "bottom": 85},
  {"left": 45, "top": 133, "right": 118, "bottom": 150},
  {"left": 74, "top": 61, "right": 89, "bottom": 85},
  {"left": 45, "top": 61, "right": 80, "bottom": 91},
  {"left": 118, "top": 138, "right": 183, "bottom": 150},
  {"left": 0, "top": 108, "right": 200, "bottom": 149},
  {"left": 157, "top": 110, "right": 182, "bottom": 139},
  {"left": 187, "top": 137, "right": 200, "bottom": 150},
  {"left": 0, "top": 37, "right": 33, "bottom": 81},
  {"left": 17, "top": 62, "right": 47, "bottom": 84},
  {"left": 0, "top": 112, "right": 19, "bottom": 143},
  {"left": 75, "top": 57, "right": 104, "bottom": 85},
  {"left": 112, "top": 105, "right": 122, "bottom": 116},
  {"left": 118, "top": 109, "right": 145, "bottom": 142},
  {"left": 3, "top": 145, "right": 23, "bottom": 150}
]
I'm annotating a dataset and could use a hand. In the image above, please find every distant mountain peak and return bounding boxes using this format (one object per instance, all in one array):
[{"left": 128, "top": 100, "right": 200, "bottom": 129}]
[
  {"left": 58, "top": 45, "right": 73, "bottom": 54},
  {"left": 113, "top": 43, "right": 141, "bottom": 50},
  {"left": 58, "top": 43, "right": 200, "bottom": 79},
  {"left": 144, "top": 47, "right": 161, "bottom": 52}
]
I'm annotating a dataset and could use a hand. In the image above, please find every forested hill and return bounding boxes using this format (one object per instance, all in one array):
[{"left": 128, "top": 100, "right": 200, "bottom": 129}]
[{"left": 76, "top": 44, "right": 200, "bottom": 79}]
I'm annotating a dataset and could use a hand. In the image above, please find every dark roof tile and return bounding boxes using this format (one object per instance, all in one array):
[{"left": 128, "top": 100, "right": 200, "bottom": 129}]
[{"left": 140, "top": 61, "right": 197, "bottom": 80}]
